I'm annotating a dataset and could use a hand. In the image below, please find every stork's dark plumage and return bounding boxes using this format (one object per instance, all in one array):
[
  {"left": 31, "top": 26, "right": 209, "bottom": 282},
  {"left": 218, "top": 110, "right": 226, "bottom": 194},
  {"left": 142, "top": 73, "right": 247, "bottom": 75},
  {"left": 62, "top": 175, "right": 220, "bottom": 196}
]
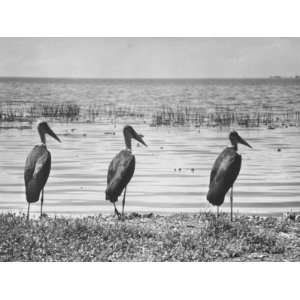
[
  {"left": 207, "top": 130, "right": 252, "bottom": 221},
  {"left": 24, "top": 121, "right": 61, "bottom": 219},
  {"left": 106, "top": 125, "right": 147, "bottom": 218}
]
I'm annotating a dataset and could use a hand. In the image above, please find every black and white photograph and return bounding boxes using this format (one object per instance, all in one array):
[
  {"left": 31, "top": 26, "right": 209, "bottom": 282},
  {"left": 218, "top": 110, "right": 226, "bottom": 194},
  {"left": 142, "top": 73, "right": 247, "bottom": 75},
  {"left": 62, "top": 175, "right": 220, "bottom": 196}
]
[
  {"left": 2, "top": 1, "right": 300, "bottom": 299},
  {"left": 0, "top": 36, "right": 299, "bottom": 263}
]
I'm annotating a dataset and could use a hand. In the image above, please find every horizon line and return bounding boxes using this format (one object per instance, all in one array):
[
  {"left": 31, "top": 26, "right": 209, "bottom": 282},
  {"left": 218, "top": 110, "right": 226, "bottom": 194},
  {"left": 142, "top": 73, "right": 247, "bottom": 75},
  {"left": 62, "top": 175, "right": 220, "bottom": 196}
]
[{"left": 0, "top": 75, "right": 298, "bottom": 80}]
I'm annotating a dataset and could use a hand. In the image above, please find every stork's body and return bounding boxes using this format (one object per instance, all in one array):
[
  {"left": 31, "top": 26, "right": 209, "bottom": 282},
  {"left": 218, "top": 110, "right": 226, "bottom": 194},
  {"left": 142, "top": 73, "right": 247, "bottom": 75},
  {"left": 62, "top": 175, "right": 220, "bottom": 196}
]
[
  {"left": 105, "top": 125, "right": 146, "bottom": 218},
  {"left": 24, "top": 121, "right": 61, "bottom": 219},
  {"left": 207, "top": 147, "right": 241, "bottom": 207},
  {"left": 24, "top": 145, "right": 51, "bottom": 204},
  {"left": 207, "top": 131, "right": 252, "bottom": 221},
  {"left": 106, "top": 150, "right": 135, "bottom": 202}
]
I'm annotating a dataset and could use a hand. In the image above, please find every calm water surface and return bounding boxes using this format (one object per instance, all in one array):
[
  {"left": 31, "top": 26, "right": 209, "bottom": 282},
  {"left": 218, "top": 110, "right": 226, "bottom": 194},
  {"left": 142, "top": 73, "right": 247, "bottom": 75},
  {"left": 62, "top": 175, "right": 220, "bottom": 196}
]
[{"left": 0, "top": 78, "right": 299, "bottom": 216}]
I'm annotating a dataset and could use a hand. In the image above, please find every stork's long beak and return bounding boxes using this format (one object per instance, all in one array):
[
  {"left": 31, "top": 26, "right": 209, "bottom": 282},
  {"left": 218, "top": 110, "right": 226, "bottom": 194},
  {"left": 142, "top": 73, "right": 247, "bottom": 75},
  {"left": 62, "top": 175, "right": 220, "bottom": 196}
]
[
  {"left": 134, "top": 132, "right": 147, "bottom": 147},
  {"left": 238, "top": 135, "right": 252, "bottom": 148},
  {"left": 47, "top": 126, "right": 61, "bottom": 143}
]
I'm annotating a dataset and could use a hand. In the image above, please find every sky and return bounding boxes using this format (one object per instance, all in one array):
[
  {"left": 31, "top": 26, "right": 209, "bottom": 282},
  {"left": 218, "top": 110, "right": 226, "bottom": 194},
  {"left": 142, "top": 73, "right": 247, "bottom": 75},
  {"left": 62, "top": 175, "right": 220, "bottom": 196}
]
[{"left": 0, "top": 37, "right": 300, "bottom": 78}]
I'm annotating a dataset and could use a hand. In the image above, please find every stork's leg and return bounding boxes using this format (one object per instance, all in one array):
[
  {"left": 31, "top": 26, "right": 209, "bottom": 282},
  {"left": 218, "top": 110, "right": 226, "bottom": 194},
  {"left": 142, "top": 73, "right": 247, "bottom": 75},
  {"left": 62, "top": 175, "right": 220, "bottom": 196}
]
[
  {"left": 216, "top": 206, "right": 219, "bottom": 218},
  {"left": 113, "top": 202, "right": 121, "bottom": 219},
  {"left": 27, "top": 202, "right": 30, "bottom": 220},
  {"left": 230, "top": 186, "right": 233, "bottom": 222},
  {"left": 40, "top": 189, "right": 44, "bottom": 217},
  {"left": 122, "top": 186, "right": 127, "bottom": 219}
]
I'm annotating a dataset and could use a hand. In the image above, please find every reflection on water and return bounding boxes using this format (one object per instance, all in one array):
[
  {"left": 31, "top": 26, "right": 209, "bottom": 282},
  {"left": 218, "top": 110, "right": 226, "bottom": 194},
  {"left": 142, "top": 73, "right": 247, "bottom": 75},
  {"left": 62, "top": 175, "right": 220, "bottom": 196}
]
[{"left": 0, "top": 121, "right": 299, "bottom": 216}]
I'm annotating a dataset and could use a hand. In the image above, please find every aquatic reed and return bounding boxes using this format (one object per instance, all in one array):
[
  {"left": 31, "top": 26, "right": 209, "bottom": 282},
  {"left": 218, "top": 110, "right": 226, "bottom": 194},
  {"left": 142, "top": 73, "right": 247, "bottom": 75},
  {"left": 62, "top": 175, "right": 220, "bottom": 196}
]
[
  {"left": 0, "top": 103, "right": 80, "bottom": 122},
  {"left": 150, "top": 105, "right": 300, "bottom": 128},
  {"left": 1, "top": 102, "right": 299, "bottom": 129}
]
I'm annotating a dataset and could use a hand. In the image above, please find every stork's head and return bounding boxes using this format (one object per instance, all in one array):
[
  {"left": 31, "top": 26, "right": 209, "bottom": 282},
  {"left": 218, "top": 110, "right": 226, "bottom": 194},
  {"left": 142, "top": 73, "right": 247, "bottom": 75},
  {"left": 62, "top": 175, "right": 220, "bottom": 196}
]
[
  {"left": 123, "top": 125, "right": 147, "bottom": 149},
  {"left": 37, "top": 121, "right": 61, "bottom": 144},
  {"left": 229, "top": 130, "right": 252, "bottom": 149}
]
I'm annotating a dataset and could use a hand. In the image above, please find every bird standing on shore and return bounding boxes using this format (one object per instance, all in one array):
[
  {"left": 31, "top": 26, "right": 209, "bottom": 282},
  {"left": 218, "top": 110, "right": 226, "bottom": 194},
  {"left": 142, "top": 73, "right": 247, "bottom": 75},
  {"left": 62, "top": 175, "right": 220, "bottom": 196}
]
[
  {"left": 24, "top": 121, "right": 61, "bottom": 219},
  {"left": 206, "top": 130, "right": 252, "bottom": 221},
  {"left": 105, "top": 125, "right": 147, "bottom": 219}
]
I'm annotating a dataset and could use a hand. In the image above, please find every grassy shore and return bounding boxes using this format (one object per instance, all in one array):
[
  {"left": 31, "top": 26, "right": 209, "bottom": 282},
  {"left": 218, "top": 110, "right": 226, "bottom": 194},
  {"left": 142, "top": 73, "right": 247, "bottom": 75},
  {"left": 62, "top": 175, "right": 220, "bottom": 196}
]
[{"left": 0, "top": 212, "right": 299, "bottom": 262}]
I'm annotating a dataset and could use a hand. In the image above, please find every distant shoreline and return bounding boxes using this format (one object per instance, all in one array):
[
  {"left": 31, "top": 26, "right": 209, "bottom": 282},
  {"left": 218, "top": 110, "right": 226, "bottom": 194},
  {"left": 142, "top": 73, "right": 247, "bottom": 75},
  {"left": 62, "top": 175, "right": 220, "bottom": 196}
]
[{"left": 0, "top": 76, "right": 300, "bottom": 81}]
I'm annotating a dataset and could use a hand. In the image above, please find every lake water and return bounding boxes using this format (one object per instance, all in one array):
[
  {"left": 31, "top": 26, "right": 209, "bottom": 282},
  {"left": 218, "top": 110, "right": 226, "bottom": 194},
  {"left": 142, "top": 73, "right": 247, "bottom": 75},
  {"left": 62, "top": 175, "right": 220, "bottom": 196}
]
[{"left": 0, "top": 78, "right": 300, "bottom": 216}]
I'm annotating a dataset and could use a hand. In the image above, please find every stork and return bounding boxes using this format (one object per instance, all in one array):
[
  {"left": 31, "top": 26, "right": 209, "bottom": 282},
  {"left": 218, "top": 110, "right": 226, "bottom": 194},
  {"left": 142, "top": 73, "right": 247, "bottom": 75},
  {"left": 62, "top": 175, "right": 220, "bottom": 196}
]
[
  {"left": 24, "top": 121, "right": 61, "bottom": 219},
  {"left": 105, "top": 125, "right": 147, "bottom": 219},
  {"left": 207, "top": 130, "right": 252, "bottom": 221}
]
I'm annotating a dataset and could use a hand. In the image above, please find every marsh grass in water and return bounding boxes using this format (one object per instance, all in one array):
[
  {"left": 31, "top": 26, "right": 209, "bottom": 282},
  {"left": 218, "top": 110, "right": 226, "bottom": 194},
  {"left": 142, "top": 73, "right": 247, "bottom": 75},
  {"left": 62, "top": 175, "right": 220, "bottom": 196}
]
[
  {"left": 0, "top": 103, "right": 81, "bottom": 122},
  {"left": 86, "top": 104, "right": 145, "bottom": 122},
  {"left": 150, "top": 105, "right": 300, "bottom": 128},
  {"left": 0, "top": 212, "right": 299, "bottom": 261},
  {"left": 1, "top": 102, "right": 300, "bottom": 129},
  {"left": 0, "top": 103, "right": 144, "bottom": 124}
]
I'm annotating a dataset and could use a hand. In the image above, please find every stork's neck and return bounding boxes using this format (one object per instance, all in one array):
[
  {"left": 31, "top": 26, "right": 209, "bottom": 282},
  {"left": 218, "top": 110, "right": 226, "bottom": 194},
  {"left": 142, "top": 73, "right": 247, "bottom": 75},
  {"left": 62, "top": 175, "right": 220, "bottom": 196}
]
[
  {"left": 38, "top": 129, "right": 46, "bottom": 145},
  {"left": 124, "top": 132, "right": 132, "bottom": 151},
  {"left": 229, "top": 141, "right": 238, "bottom": 151}
]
